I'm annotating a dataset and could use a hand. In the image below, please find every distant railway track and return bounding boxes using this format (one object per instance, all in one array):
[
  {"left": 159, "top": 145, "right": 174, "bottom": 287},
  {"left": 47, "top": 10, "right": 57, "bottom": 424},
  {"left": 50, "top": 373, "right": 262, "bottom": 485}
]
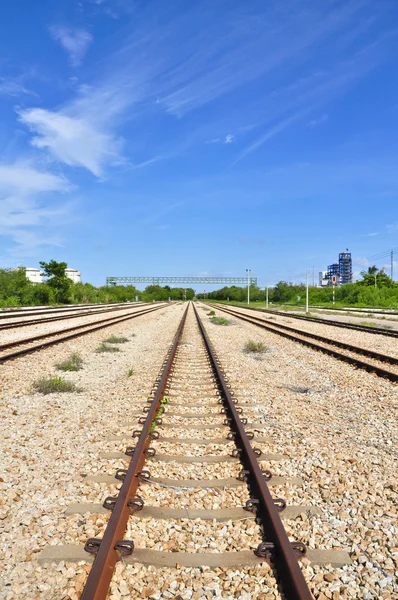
[
  {"left": 283, "top": 303, "right": 398, "bottom": 317},
  {"left": 225, "top": 303, "right": 398, "bottom": 339},
  {"left": 0, "top": 301, "right": 137, "bottom": 321},
  {"left": 0, "top": 303, "right": 150, "bottom": 331},
  {"left": 210, "top": 304, "right": 398, "bottom": 383},
  {"left": 39, "top": 302, "right": 351, "bottom": 599},
  {"left": 0, "top": 304, "right": 167, "bottom": 363}
]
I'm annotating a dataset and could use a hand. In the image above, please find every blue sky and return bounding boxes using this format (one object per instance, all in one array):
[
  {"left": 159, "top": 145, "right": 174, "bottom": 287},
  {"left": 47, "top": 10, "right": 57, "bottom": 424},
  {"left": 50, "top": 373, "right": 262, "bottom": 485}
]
[{"left": 1, "top": 0, "right": 398, "bottom": 289}]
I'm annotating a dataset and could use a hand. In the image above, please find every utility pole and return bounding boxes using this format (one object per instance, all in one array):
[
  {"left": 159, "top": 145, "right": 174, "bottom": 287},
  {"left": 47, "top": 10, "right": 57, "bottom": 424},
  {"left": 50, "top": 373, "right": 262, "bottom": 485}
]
[
  {"left": 312, "top": 265, "right": 315, "bottom": 287},
  {"left": 306, "top": 269, "right": 309, "bottom": 314},
  {"left": 266, "top": 285, "right": 269, "bottom": 309},
  {"left": 246, "top": 269, "right": 251, "bottom": 305}
]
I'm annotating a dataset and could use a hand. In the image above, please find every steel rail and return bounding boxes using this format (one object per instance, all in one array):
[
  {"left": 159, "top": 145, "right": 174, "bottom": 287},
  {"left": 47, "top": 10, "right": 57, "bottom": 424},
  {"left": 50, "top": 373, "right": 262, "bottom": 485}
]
[
  {"left": 193, "top": 304, "right": 312, "bottom": 600},
  {"left": 0, "top": 303, "right": 151, "bottom": 331},
  {"left": 80, "top": 304, "right": 189, "bottom": 600},
  {"left": 0, "top": 302, "right": 133, "bottom": 320},
  {"left": 211, "top": 304, "right": 398, "bottom": 383},
  {"left": 283, "top": 303, "right": 398, "bottom": 317},
  {"left": 213, "top": 305, "right": 398, "bottom": 366},
  {"left": 224, "top": 303, "right": 398, "bottom": 339},
  {"left": 0, "top": 304, "right": 166, "bottom": 363}
]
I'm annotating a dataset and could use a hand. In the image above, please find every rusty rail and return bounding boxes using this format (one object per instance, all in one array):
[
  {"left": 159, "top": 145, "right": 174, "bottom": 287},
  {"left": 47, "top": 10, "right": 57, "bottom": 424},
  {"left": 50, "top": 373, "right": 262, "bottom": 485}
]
[
  {"left": 210, "top": 303, "right": 398, "bottom": 383},
  {"left": 0, "top": 303, "right": 151, "bottom": 331},
  {"left": 192, "top": 304, "right": 313, "bottom": 600},
  {"left": 217, "top": 302, "right": 398, "bottom": 339},
  {"left": 0, "top": 304, "right": 167, "bottom": 363},
  {"left": 80, "top": 304, "right": 189, "bottom": 600}
]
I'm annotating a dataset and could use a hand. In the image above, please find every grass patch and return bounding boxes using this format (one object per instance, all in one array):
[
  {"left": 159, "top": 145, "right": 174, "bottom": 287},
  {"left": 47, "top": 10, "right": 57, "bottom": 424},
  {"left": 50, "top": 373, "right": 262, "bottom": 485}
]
[
  {"left": 55, "top": 352, "right": 83, "bottom": 372},
  {"left": 97, "top": 342, "right": 121, "bottom": 353},
  {"left": 208, "top": 310, "right": 216, "bottom": 316},
  {"left": 127, "top": 368, "right": 134, "bottom": 377},
  {"left": 357, "top": 321, "right": 377, "bottom": 328},
  {"left": 244, "top": 340, "right": 268, "bottom": 354},
  {"left": 103, "top": 335, "right": 129, "bottom": 344},
  {"left": 33, "top": 376, "right": 81, "bottom": 395},
  {"left": 210, "top": 316, "right": 230, "bottom": 325},
  {"left": 149, "top": 396, "right": 169, "bottom": 433}
]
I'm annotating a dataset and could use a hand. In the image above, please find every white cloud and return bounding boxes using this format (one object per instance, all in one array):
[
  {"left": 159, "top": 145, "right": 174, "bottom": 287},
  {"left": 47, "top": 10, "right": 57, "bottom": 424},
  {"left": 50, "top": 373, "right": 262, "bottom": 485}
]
[
  {"left": 0, "top": 77, "right": 35, "bottom": 97},
  {"left": 49, "top": 25, "right": 93, "bottom": 66},
  {"left": 0, "top": 162, "right": 72, "bottom": 257},
  {"left": 19, "top": 107, "right": 121, "bottom": 177},
  {"left": 224, "top": 134, "right": 234, "bottom": 144}
]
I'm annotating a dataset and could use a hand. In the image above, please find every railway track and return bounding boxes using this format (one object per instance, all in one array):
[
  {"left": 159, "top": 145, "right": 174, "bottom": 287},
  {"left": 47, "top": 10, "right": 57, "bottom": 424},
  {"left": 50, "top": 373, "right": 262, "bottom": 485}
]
[
  {"left": 0, "top": 303, "right": 167, "bottom": 363},
  {"left": 39, "top": 302, "right": 350, "bottom": 599},
  {"left": 283, "top": 303, "right": 398, "bottom": 317},
  {"left": 210, "top": 304, "right": 398, "bottom": 383},
  {"left": 225, "top": 303, "right": 398, "bottom": 339},
  {"left": 0, "top": 301, "right": 138, "bottom": 322},
  {"left": 0, "top": 302, "right": 151, "bottom": 331}
]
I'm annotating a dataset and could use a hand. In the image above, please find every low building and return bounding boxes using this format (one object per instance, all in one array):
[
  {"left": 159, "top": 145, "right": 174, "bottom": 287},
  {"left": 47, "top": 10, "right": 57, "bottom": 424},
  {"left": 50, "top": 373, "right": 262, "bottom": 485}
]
[
  {"left": 25, "top": 267, "right": 43, "bottom": 283},
  {"left": 65, "top": 268, "right": 81, "bottom": 283},
  {"left": 19, "top": 266, "right": 81, "bottom": 284}
]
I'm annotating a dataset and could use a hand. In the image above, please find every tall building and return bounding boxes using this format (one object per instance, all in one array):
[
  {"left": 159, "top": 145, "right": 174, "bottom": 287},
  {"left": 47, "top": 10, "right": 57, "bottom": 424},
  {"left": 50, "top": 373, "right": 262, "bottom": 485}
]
[
  {"left": 326, "top": 262, "right": 339, "bottom": 283},
  {"left": 338, "top": 251, "right": 352, "bottom": 284},
  {"left": 322, "top": 250, "right": 352, "bottom": 286}
]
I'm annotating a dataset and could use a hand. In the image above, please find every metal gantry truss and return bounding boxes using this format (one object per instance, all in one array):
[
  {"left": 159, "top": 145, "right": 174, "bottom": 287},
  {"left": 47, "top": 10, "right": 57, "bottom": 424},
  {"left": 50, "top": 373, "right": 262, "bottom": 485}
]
[{"left": 106, "top": 276, "right": 258, "bottom": 286}]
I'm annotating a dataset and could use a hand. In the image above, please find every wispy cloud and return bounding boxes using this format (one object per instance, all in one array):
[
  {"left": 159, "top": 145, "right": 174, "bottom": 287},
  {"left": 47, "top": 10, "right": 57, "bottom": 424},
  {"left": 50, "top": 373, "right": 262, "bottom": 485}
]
[
  {"left": 0, "top": 77, "right": 36, "bottom": 97},
  {"left": 224, "top": 134, "right": 234, "bottom": 144},
  {"left": 49, "top": 26, "right": 93, "bottom": 67},
  {"left": 361, "top": 231, "right": 379, "bottom": 237},
  {"left": 19, "top": 107, "right": 122, "bottom": 177},
  {"left": 0, "top": 162, "right": 72, "bottom": 256}
]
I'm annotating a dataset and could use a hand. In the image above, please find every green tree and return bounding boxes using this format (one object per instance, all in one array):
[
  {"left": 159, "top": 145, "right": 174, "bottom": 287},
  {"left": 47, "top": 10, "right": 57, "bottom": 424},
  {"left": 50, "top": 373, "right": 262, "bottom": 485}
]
[
  {"left": 358, "top": 266, "right": 394, "bottom": 288},
  {"left": 39, "top": 260, "right": 72, "bottom": 303}
]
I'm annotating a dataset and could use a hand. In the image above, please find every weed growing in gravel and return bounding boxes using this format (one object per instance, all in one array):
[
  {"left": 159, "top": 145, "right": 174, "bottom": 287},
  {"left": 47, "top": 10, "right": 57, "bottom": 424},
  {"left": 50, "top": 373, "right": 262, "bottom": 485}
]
[
  {"left": 127, "top": 368, "right": 134, "bottom": 377},
  {"left": 149, "top": 396, "right": 169, "bottom": 433},
  {"left": 33, "top": 376, "right": 81, "bottom": 395},
  {"left": 55, "top": 353, "right": 83, "bottom": 372},
  {"left": 208, "top": 310, "right": 216, "bottom": 316},
  {"left": 97, "top": 342, "right": 120, "bottom": 353},
  {"left": 357, "top": 321, "right": 377, "bottom": 328},
  {"left": 244, "top": 340, "right": 268, "bottom": 354},
  {"left": 103, "top": 335, "right": 129, "bottom": 344},
  {"left": 210, "top": 316, "right": 229, "bottom": 325}
]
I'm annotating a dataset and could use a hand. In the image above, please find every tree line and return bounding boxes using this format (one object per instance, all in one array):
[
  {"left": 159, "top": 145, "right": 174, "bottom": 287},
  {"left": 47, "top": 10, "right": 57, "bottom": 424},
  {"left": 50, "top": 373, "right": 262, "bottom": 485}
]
[
  {"left": 0, "top": 261, "right": 195, "bottom": 307},
  {"left": 1, "top": 262, "right": 397, "bottom": 308},
  {"left": 199, "top": 267, "right": 398, "bottom": 308}
]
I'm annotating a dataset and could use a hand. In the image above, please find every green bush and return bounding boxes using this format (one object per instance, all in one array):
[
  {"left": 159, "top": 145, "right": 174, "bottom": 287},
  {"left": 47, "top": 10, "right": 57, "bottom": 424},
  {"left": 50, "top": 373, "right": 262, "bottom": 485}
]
[
  {"left": 56, "top": 353, "right": 83, "bottom": 371},
  {"left": 103, "top": 335, "right": 129, "bottom": 344},
  {"left": 33, "top": 376, "right": 81, "bottom": 394},
  {"left": 244, "top": 340, "right": 267, "bottom": 353},
  {"left": 210, "top": 316, "right": 230, "bottom": 325},
  {"left": 97, "top": 342, "right": 120, "bottom": 353}
]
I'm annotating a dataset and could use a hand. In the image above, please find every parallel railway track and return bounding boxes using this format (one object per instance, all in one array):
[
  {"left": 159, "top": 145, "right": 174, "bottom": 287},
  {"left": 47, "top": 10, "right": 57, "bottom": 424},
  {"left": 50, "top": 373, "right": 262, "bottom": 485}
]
[
  {"left": 39, "top": 302, "right": 351, "bottom": 599},
  {"left": 0, "top": 303, "right": 167, "bottom": 363},
  {"left": 224, "top": 303, "right": 398, "bottom": 339},
  {"left": 210, "top": 304, "right": 398, "bottom": 383},
  {"left": 0, "top": 302, "right": 151, "bottom": 331}
]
